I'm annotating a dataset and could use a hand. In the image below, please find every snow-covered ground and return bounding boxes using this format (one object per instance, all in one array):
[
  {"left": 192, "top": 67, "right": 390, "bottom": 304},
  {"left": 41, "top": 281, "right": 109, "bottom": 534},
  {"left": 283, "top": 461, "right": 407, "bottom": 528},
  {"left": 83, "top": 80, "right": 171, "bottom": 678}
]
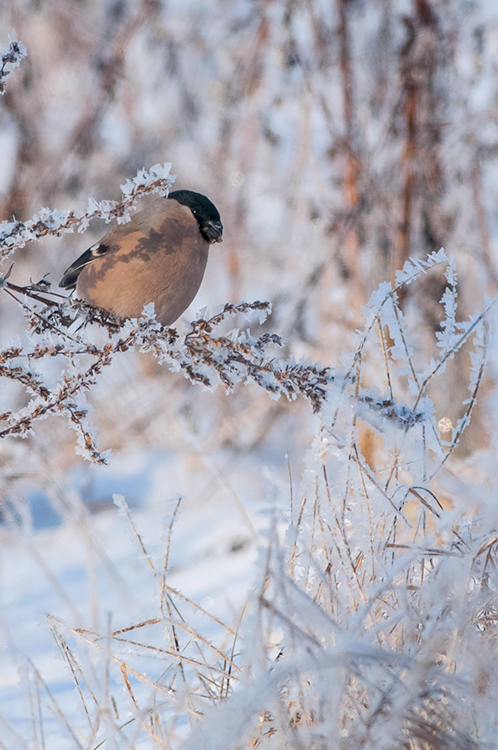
[{"left": 0, "top": 447, "right": 283, "bottom": 747}]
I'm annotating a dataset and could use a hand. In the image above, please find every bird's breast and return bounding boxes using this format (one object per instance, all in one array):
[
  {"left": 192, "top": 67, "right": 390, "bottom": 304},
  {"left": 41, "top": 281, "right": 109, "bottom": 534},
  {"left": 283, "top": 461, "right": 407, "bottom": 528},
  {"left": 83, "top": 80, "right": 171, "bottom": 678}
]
[{"left": 76, "top": 229, "right": 210, "bottom": 326}]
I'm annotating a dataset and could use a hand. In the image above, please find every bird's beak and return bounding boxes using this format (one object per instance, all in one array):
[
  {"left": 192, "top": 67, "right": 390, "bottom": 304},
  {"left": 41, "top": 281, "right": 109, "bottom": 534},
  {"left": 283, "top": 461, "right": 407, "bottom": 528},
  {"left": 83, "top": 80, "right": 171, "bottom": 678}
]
[{"left": 204, "top": 220, "right": 223, "bottom": 244}]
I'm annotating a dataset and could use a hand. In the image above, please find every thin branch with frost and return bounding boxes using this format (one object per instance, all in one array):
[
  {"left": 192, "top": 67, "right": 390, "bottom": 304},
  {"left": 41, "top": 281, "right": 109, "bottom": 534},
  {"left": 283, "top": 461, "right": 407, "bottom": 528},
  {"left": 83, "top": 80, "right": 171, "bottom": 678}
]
[
  {"left": 0, "top": 33, "right": 27, "bottom": 94},
  {"left": 0, "top": 163, "right": 175, "bottom": 260}
]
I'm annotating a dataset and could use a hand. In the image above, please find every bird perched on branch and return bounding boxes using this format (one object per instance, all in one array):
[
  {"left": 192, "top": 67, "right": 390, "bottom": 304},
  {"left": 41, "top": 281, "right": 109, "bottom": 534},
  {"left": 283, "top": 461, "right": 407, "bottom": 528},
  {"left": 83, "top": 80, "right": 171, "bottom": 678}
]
[{"left": 59, "top": 190, "right": 223, "bottom": 326}]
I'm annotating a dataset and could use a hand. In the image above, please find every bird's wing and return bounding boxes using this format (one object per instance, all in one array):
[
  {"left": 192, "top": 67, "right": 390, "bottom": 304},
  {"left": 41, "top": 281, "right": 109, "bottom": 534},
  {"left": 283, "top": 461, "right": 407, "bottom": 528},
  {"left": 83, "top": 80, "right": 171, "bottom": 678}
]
[{"left": 59, "top": 242, "right": 109, "bottom": 289}]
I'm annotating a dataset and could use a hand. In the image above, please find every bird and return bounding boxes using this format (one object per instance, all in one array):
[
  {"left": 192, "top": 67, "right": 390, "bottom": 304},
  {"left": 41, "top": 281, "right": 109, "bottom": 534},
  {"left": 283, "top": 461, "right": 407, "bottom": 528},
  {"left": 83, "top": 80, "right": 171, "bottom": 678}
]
[{"left": 59, "top": 189, "right": 223, "bottom": 326}]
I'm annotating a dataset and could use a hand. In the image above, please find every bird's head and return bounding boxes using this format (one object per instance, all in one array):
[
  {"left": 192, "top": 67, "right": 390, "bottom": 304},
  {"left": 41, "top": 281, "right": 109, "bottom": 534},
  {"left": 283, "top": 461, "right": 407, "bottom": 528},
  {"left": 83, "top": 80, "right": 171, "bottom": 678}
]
[{"left": 168, "top": 190, "right": 223, "bottom": 244}]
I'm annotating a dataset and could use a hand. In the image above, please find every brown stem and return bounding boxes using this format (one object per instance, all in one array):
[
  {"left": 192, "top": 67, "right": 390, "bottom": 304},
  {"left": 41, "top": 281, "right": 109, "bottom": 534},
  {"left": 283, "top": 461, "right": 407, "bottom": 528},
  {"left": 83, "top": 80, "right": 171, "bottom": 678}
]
[{"left": 337, "top": 0, "right": 360, "bottom": 283}]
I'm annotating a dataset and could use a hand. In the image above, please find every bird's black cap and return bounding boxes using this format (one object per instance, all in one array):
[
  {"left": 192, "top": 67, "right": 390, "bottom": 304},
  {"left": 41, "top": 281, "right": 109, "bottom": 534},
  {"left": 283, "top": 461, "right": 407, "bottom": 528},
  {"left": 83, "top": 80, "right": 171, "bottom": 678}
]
[{"left": 168, "top": 190, "right": 223, "bottom": 244}]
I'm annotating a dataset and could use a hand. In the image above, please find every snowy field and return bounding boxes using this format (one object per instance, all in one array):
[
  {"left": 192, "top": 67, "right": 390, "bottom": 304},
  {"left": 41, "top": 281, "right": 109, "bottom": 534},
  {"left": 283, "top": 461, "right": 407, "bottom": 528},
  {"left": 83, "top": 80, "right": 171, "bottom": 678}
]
[{"left": 0, "top": 448, "right": 271, "bottom": 747}]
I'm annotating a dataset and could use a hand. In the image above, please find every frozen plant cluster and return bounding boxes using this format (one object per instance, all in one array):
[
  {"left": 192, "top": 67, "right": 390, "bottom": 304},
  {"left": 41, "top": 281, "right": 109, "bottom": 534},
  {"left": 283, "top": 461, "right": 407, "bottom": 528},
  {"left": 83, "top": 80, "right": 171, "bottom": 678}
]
[
  {"left": 1, "top": 241, "right": 430, "bottom": 464},
  {"left": 181, "top": 253, "right": 498, "bottom": 750}
]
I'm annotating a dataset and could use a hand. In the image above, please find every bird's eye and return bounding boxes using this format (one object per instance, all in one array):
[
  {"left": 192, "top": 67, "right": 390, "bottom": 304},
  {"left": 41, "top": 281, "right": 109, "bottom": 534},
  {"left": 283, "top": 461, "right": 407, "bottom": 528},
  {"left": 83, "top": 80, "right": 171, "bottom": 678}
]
[{"left": 192, "top": 209, "right": 198, "bottom": 215}]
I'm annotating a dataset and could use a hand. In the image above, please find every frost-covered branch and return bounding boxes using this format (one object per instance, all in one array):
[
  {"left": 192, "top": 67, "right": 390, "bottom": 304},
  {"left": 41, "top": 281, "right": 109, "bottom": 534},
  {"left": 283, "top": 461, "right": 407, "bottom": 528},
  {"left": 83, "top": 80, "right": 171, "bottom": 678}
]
[
  {"left": 0, "top": 163, "right": 175, "bottom": 260},
  {"left": 0, "top": 279, "right": 432, "bottom": 463},
  {"left": 1, "top": 248, "right": 490, "bottom": 464},
  {"left": 0, "top": 33, "right": 27, "bottom": 94}
]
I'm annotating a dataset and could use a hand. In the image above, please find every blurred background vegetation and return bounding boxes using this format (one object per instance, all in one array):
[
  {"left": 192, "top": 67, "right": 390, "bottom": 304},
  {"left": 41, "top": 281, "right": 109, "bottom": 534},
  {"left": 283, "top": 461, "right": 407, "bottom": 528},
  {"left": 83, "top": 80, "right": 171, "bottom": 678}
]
[{"left": 1, "top": 0, "right": 498, "bottom": 502}]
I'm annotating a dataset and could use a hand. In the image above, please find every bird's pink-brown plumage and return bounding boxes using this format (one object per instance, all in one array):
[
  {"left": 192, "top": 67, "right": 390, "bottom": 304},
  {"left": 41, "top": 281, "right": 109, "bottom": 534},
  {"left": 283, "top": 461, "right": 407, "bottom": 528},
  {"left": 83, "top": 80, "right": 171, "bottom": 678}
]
[{"left": 75, "top": 199, "right": 209, "bottom": 326}]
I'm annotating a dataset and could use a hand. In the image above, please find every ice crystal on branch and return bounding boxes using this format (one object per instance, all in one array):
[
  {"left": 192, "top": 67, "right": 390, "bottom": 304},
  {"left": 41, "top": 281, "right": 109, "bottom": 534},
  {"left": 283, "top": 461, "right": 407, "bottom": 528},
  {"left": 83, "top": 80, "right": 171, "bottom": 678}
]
[{"left": 0, "top": 32, "right": 27, "bottom": 94}]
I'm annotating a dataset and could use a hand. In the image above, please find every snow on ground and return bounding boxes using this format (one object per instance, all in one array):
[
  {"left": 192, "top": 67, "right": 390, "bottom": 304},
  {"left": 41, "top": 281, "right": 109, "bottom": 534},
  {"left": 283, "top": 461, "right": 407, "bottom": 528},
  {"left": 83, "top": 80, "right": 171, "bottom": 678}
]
[{"left": 0, "top": 446, "right": 285, "bottom": 747}]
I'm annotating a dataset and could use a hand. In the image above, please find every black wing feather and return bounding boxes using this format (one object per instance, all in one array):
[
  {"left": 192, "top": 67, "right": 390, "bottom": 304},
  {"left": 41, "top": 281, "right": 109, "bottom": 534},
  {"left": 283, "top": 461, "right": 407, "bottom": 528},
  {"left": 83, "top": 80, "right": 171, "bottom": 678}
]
[{"left": 59, "top": 243, "right": 109, "bottom": 289}]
